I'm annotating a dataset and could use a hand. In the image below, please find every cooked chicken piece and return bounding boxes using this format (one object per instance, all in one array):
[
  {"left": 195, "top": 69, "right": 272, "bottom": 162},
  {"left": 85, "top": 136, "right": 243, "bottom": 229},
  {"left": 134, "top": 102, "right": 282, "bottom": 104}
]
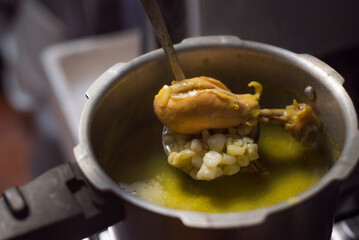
[
  {"left": 258, "top": 101, "right": 321, "bottom": 147},
  {"left": 154, "top": 76, "right": 321, "bottom": 146},
  {"left": 154, "top": 76, "right": 262, "bottom": 134}
]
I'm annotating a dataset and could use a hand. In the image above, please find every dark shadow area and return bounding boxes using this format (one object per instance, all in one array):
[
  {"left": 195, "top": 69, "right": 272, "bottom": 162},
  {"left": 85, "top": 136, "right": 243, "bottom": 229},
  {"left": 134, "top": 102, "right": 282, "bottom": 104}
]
[
  {"left": 318, "top": 45, "right": 359, "bottom": 221},
  {"left": 320, "top": 45, "right": 359, "bottom": 114}
]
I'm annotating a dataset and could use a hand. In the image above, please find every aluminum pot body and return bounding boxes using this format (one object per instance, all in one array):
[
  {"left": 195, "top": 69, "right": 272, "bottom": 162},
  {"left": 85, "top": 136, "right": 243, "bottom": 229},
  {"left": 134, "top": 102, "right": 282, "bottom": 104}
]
[{"left": 74, "top": 36, "right": 359, "bottom": 240}]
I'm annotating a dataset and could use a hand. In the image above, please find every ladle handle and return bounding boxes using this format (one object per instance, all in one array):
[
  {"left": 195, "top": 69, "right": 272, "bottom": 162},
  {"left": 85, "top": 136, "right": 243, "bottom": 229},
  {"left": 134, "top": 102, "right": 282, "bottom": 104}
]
[
  {"left": 141, "top": 0, "right": 185, "bottom": 82},
  {"left": 0, "top": 162, "right": 123, "bottom": 240}
]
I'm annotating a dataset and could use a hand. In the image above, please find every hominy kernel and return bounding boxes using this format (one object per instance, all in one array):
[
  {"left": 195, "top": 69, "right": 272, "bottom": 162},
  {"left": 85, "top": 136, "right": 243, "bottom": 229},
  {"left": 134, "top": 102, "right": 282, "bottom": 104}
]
[
  {"left": 227, "top": 145, "right": 246, "bottom": 156},
  {"left": 237, "top": 155, "right": 250, "bottom": 167},
  {"left": 226, "top": 137, "right": 234, "bottom": 147},
  {"left": 171, "top": 153, "right": 183, "bottom": 166},
  {"left": 203, "top": 151, "right": 222, "bottom": 168},
  {"left": 247, "top": 143, "right": 259, "bottom": 160},
  {"left": 189, "top": 169, "right": 199, "bottom": 179},
  {"left": 214, "top": 167, "right": 223, "bottom": 178},
  {"left": 171, "top": 149, "right": 194, "bottom": 167},
  {"left": 191, "top": 139, "right": 203, "bottom": 152},
  {"left": 222, "top": 153, "right": 237, "bottom": 165},
  {"left": 168, "top": 152, "right": 178, "bottom": 165},
  {"left": 233, "top": 139, "right": 243, "bottom": 147},
  {"left": 192, "top": 155, "right": 203, "bottom": 168},
  {"left": 180, "top": 149, "right": 195, "bottom": 159},
  {"left": 184, "top": 141, "right": 191, "bottom": 149},
  {"left": 207, "top": 134, "right": 226, "bottom": 152},
  {"left": 197, "top": 164, "right": 216, "bottom": 180},
  {"left": 242, "top": 137, "right": 253, "bottom": 144}
]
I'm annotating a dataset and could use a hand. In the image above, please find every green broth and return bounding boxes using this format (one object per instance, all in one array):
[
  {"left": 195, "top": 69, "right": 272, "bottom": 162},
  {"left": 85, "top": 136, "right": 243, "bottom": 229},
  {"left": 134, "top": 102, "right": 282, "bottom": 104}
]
[{"left": 104, "top": 123, "right": 331, "bottom": 213}]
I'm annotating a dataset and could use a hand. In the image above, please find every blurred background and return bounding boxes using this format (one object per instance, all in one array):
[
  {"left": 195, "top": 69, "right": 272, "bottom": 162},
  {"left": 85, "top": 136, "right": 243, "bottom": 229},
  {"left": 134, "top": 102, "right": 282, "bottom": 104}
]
[{"left": 0, "top": 0, "right": 358, "bottom": 239}]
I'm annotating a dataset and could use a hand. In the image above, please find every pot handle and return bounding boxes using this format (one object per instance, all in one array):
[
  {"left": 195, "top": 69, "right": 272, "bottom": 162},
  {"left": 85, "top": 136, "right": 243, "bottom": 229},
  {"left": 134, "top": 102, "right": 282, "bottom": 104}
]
[
  {"left": 0, "top": 161, "right": 124, "bottom": 240},
  {"left": 298, "top": 54, "right": 345, "bottom": 85}
]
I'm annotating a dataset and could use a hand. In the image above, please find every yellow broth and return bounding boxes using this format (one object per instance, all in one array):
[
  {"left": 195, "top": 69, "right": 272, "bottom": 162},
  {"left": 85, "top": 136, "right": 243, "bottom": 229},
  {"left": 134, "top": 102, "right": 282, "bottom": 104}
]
[{"left": 103, "top": 123, "right": 331, "bottom": 213}]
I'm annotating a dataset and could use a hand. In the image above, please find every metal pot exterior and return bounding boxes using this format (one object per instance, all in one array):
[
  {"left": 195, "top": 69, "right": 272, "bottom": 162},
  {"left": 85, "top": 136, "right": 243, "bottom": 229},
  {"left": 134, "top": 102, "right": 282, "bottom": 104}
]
[
  {"left": 117, "top": 182, "right": 339, "bottom": 240},
  {"left": 74, "top": 36, "right": 359, "bottom": 240}
]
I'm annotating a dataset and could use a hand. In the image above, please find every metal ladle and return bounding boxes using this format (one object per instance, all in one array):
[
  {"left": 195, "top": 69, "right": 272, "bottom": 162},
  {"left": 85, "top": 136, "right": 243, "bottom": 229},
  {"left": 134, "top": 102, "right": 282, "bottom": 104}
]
[
  {"left": 140, "top": 0, "right": 185, "bottom": 82},
  {"left": 140, "top": 0, "right": 185, "bottom": 155}
]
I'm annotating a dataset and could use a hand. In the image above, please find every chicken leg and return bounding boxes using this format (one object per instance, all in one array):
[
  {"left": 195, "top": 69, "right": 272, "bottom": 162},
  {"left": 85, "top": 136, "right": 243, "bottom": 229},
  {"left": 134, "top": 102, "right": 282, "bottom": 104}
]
[{"left": 154, "top": 76, "right": 321, "bottom": 146}]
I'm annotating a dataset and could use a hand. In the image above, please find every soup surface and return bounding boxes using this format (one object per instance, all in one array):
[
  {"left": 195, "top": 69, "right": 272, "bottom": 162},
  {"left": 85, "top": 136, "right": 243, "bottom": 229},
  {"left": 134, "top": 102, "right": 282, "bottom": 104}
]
[{"left": 102, "top": 122, "right": 331, "bottom": 213}]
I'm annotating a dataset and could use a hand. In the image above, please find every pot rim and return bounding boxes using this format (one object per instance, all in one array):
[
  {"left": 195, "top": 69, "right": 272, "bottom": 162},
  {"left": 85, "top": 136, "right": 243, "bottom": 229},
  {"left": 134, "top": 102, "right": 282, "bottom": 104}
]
[{"left": 75, "top": 35, "right": 359, "bottom": 229}]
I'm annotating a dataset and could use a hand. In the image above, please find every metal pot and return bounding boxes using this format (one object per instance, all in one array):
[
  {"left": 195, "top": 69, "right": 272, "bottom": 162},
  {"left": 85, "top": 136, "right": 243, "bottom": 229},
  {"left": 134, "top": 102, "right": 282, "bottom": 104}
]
[{"left": 1, "top": 36, "right": 359, "bottom": 240}]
